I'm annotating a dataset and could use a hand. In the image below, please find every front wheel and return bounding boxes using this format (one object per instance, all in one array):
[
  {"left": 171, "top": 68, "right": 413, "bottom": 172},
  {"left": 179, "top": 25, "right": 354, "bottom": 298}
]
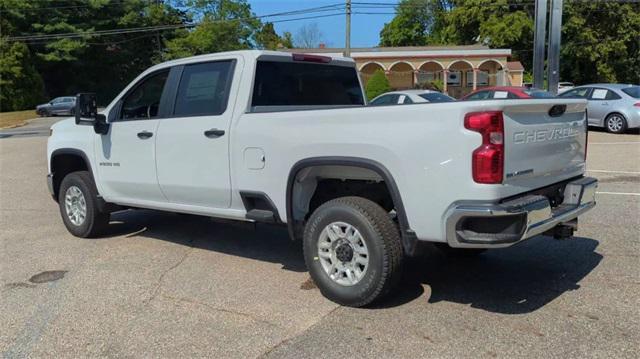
[
  {"left": 303, "top": 197, "right": 403, "bottom": 307},
  {"left": 605, "top": 113, "right": 627, "bottom": 134},
  {"left": 58, "top": 171, "right": 109, "bottom": 238}
]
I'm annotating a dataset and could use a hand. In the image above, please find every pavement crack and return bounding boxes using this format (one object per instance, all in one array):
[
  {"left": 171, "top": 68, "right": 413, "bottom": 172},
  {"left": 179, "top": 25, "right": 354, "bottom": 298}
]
[
  {"left": 159, "top": 294, "right": 281, "bottom": 328},
  {"left": 145, "top": 246, "right": 194, "bottom": 305}
]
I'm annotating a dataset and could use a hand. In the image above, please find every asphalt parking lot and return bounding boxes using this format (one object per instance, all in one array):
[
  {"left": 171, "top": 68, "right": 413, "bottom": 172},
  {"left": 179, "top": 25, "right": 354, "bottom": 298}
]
[{"left": 1, "top": 119, "right": 638, "bottom": 358}]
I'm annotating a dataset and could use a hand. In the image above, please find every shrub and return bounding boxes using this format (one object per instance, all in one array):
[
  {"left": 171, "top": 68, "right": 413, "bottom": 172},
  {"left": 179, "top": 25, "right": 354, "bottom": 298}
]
[
  {"left": 416, "top": 79, "right": 444, "bottom": 92},
  {"left": 365, "top": 70, "right": 391, "bottom": 100}
]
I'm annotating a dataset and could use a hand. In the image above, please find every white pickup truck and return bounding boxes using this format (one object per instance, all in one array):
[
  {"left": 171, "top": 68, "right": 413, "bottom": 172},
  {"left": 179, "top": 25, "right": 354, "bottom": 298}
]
[{"left": 47, "top": 50, "right": 597, "bottom": 307}]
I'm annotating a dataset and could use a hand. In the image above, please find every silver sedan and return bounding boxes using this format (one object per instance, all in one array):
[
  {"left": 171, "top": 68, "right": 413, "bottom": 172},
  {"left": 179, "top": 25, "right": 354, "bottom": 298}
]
[{"left": 559, "top": 84, "right": 640, "bottom": 134}]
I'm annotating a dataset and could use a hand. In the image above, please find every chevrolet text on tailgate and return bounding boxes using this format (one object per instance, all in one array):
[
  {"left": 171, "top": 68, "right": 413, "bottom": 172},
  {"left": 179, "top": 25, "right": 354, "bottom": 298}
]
[{"left": 47, "top": 50, "right": 597, "bottom": 307}]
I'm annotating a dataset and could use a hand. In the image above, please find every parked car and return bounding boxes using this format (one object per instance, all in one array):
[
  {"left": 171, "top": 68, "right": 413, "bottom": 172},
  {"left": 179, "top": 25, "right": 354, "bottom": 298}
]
[
  {"left": 47, "top": 50, "right": 596, "bottom": 307},
  {"left": 558, "top": 82, "right": 575, "bottom": 94},
  {"left": 558, "top": 84, "right": 640, "bottom": 134},
  {"left": 461, "top": 86, "right": 555, "bottom": 100},
  {"left": 369, "top": 90, "right": 455, "bottom": 105},
  {"left": 36, "top": 97, "right": 76, "bottom": 117}
]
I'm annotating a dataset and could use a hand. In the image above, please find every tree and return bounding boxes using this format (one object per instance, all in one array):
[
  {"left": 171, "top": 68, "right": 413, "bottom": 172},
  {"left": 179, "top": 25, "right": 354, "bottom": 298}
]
[
  {"left": 0, "top": 40, "right": 45, "bottom": 111},
  {"left": 365, "top": 70, "right": 391, "bottom": 100},
  {"left": 294, "top": 23, "right": 323, "bottom": 48},
  {"left": 379, "top": 0, "right": 446, "bottom": 46},
  {"left": 256, "top": 22, "right": 293, "bottom": 50},
  {"left": 379, "top": 0, "right": 640, "bottom": 85}
]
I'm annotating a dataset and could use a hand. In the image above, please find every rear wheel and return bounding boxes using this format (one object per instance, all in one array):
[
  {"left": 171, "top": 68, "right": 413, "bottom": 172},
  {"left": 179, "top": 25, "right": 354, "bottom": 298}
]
[
  {"left": 303, "top": 196, "right": 403, "bottom": 307},
  {"left": 605, "top": 113, "right": 627, "bottom": 134},
  {"left": 58, "top": 171, "right": 109, "bottom": 238}
]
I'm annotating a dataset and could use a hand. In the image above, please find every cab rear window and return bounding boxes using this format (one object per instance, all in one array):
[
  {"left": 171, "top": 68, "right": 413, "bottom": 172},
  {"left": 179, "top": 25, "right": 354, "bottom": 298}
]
[{"left": 251, "top": 60, "right": 364, "bottom": 110}]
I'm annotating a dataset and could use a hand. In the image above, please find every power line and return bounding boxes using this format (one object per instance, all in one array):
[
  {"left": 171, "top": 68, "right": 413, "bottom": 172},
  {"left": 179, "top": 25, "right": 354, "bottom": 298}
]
[{"left": 6, "top": 12, "right": 346, "bottom": 43}]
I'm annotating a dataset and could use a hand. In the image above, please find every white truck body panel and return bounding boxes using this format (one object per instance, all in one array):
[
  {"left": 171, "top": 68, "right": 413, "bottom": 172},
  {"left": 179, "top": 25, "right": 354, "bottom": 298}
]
[{"left": 47, "top": 50, "right": 592, "bottom": 245}]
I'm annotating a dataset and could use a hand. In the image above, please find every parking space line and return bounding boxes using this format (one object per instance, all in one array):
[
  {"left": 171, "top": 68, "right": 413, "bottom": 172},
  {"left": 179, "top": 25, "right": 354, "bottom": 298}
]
[
  {"left": 589, "top": 142, "right": 640, "bottom": 145},
  {"left": 587, "top": 170, "right": 640, "bottom": 175},
  {"left": 597, "top": 191, "right": 640, "bottom": 196}
]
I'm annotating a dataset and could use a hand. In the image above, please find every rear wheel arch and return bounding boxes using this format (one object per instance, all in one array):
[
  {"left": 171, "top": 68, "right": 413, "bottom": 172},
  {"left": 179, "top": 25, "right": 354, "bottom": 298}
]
[{"left": 285, "top": 157, "right": 415, "bottom": 253}]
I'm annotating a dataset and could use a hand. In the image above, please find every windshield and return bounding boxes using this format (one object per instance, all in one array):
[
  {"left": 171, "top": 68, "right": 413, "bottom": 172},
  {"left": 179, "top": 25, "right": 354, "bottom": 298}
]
[
  {"left": 418, "top": 93, "right": 455, "bottom": 102},
  {"left": 621, "top": 86, "right": 640, "bottom": 99}
]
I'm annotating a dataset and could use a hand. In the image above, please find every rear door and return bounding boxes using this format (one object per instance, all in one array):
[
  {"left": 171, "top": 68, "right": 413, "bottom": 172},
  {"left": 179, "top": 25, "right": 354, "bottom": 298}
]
[
  {"left": 588, "top": 87, "right": 622, "bottom": 126},
  {"left": 502, "top": 100, "right": 588, "bottom": 187},
  {"left": 154, "top": 58, "right": 239, "bottom": 208}
]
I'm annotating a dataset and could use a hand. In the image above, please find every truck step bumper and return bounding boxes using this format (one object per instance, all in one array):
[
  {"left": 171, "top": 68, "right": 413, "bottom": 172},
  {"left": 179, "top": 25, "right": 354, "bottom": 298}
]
[{"left": 445, "top": 177, "right": 598, "bottom": 248}]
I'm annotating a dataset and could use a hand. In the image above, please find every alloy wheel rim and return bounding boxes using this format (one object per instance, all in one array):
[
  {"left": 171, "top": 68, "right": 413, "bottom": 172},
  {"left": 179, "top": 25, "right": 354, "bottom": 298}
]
[
  {"left": 64, "top": 186, "right": 87, "bottom": 226},
  {"left": 317, "top": 221, "right": 369, "bottom": 286},
  {"left": 608, "top": 116, "right": 623, "bottom": 132}
]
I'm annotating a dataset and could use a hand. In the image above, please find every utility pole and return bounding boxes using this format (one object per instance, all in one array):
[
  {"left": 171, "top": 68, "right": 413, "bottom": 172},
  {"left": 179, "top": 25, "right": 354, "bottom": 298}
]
[
  {"left": 344, "top": 0, "right": 351, "bottom": 57},
  {"left": 532, "top": 0, "right": 547, "bottom": 90},
  {"left": 547, "top": 0, "right": 563, "bottom": 94}
]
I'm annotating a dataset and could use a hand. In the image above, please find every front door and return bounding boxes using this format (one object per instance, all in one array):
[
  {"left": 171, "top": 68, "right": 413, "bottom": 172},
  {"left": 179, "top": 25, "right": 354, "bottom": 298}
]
[
  {"left": 155, "top": 59, "right": 238, "bottom": 208},
  {"left": 95, "top": 69, "right": 170, "bottom": 203}
]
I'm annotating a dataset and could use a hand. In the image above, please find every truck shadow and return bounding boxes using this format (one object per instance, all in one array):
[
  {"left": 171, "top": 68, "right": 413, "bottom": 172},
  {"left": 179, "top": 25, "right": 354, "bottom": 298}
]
[
  {"left": 105, "top": 209, "right": 307, "bottom": 272},
  {"left": 103, "top": 210, "right": 601, "bottom": 313},
  {"left": 382, "top": 236, "right": 602, "bottom": 314}
]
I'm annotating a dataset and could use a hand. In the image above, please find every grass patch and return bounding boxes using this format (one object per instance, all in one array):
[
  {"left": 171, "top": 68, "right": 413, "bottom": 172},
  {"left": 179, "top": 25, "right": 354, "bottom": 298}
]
[{"left": 0, "top": 110, "right": 37, "bottom": 129}]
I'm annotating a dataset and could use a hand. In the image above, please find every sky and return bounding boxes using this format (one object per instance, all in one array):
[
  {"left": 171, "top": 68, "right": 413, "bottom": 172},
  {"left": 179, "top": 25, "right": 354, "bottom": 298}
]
[{"left": 248, "top": 0, "right": 398, "bottom": 48}]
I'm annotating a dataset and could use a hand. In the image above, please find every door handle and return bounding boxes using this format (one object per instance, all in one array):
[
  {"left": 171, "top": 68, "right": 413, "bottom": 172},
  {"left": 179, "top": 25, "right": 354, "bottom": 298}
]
[
  {"left": 204, "top": 128, "right": 225, "bottom": 138},
  {"left": 137, "top": 131, "right": 153, "bottom": 139}
]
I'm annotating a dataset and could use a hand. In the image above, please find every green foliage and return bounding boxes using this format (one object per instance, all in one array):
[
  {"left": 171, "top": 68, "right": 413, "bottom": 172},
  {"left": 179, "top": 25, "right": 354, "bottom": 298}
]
[
  {"left": 366, "top": 70, "right": 391, "bottom": 100},
  {"left": 379, "top": 0, "right": 640, "bottom": 85},
  {"left": 416, "top": 79, "right": 443, "bottom": 92},
  {"left": 379, "top": 0, "right": 440, "bottom": 46},
  {"left": 0, "top": 40, "right": 45, "bottom": 111},
  {"left": 0, "top": 0, "right": 293, "bottom": 110}
]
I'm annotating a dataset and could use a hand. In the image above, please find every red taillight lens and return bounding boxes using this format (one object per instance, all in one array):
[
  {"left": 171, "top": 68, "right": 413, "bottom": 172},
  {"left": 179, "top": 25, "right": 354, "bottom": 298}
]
[
  {"left": 292, "top": 53, "right": 331, "bottom": 63},
  {"left": 464, "top": 111, "right": 504, "bottom": 184},
  {"left": 634, "top": 102, "right": 640, "bottom": 107}
]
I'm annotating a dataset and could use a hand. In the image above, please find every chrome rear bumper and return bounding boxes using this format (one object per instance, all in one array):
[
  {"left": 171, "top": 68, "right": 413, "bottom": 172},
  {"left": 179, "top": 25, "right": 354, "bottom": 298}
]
[{"left": 445, "top": 177, "right": 597, "bottom": 248}]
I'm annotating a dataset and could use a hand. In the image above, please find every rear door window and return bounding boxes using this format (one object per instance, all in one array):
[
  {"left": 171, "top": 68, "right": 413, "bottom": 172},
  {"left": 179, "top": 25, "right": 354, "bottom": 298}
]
[
  {"left": 173, "top": 60, "right": 234, "bottom": 117},
  {"left": 251, "top": 60, "right": 364, "bottom": 110},
  {"left": 589, "top": 88, "right": 621, "bottom": 101}
]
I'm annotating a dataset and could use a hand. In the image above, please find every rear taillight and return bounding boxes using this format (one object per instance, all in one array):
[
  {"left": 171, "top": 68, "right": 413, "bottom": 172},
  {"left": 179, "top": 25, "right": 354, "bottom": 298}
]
[
  {"left": 464, "top": 111, "right": 504, "bottom": 184},
  {"left": 292, "top": 53, "right": 331, "bottom": 63},
  {"left": 634, "top": 102, "right": 640, "bottom": 107}
]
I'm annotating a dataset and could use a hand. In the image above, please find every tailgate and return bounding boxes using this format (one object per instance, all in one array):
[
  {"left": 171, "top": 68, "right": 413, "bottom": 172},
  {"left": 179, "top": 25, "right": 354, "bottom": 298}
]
[{"left": 502, "top": 100, "right": 588, "bottom": 186}]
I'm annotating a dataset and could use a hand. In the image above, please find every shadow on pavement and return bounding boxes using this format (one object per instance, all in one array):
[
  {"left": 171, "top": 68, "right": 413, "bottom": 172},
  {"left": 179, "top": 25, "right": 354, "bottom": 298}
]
[
  {"left": 105, "top": 209, "right": 306, "bottom": 272},
  {"left": 384, "top": 236, "right": 602, "bottom": 313},
  {"left": 101, "top": 210, "right": 602, "bottom": 312}
]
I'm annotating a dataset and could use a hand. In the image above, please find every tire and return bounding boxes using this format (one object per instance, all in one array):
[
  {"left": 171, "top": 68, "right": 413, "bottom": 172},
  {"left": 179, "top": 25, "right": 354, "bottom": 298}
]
[
  {"left": 434, "top": 243, "right": 486, "bottom": 257},
  {"left": 58, "top": 171, "right": 109, "bottom": 238},
  {"left": 303, "top": 196, "right": 403, "bottom": 307},
  {"left": 605, "top": 113, "right": 627, "bottom": 134}
]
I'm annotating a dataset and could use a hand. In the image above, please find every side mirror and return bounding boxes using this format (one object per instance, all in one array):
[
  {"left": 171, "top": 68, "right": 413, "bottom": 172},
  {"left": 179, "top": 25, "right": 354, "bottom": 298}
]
[{"left": 75, "top": 93, "right": 109, "bottom": 135}]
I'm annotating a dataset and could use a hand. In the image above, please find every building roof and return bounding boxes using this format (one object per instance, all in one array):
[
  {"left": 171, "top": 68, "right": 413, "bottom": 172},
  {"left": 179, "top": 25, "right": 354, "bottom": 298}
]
[
  {"left": 284, "top": 45, "right": 512, "bottom": 59},
  {"left": 507, "top": 61, "right": 524, "bottom": 72}
]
